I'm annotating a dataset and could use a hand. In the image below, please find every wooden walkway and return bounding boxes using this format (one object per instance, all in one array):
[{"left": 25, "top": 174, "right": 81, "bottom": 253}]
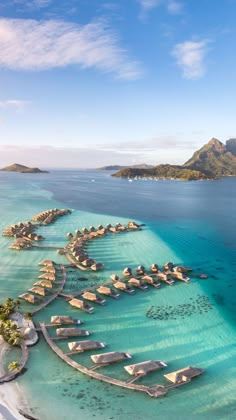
[
  {"left": 31, "top": 266, "right": 67, "bottom": 314},
  {"left": 39, "top": 322, "right": 167, "bottom": 398},
  {"left": 0, "top": 342, "right": 29, "bottom": 384}
]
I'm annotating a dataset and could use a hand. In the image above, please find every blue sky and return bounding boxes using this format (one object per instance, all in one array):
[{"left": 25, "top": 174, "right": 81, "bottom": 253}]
[{"left": 0, "top": 0, "right": 235, "bottom": 168}]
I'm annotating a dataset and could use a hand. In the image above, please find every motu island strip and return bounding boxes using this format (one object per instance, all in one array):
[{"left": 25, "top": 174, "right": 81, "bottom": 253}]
[
  {"left": 0, "top": 163, "right": 49, "bottom": 173},
  {"left": 109, "top": 138, "right": 236, "bottom": 180},
  {"left": 0, "top": 207, "right": 208, "bottom": 417}
]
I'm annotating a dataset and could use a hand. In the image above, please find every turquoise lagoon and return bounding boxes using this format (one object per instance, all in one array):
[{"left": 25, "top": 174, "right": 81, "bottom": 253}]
[{"left": 0, "top": 171, "right": 236, "bottom": 419}]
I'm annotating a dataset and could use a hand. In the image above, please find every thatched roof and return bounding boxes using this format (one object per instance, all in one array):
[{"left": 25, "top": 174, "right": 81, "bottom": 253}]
[
  {"left": 38, "top": 273, "right": 56, "bottom": 280},
  {"left": 124, "top": 360, "right": 167, "bottom": 376},
  {"left": 34, "top": 280, "right": 53, "bottom": 288},
  {"left": 82, "top": 258, "right": 95, "bottom": 267},
  {"left": 113, "top": 281, "right": 127, "bottom": 290},
  {"left": 82, "top": 291, "right": 98, "bottom": 301},
  {"left": 110, "top": 273, "right": 119, "bottom": 281},
  {"left": 38, "top": 260, "right": 55, "bottom": 266},
  {"left": 68, "top": 340, "right": 106, "bottom": 352},
  {"left": 109, "top": 226, "right": 117, "bottom": 233},
  {"left": 97, "top": 228, "right": 106, "bottom": 235},
  {"left": 40, "top": 266, "right": 56, "bottom": 273},
  {"left": 18, "top": 293, "right": 40, "bottom": 304},
  {"left": 29, "top": 286, "right": 47, "bottom": 296},
  {"left": 56, "top": 328, "right": 89, "bottom": 337},
  {"left": 128, "top": 278, "right": 141, "bottom": 286},
  {"left": 51, "top": 315, "right": 75, "bottom": 325},
  {"left": 123, "top": 267, "right": 132, "bottom": 276},
  {"left": 150, "top": 264, "right": 159, "bottom": 272},
  {"left": 91, "top": 262, "right": 104, "bottom": 271},
  {"left": 164, "top": 366, "right": 205, "bottom": 384},
  {"left": 91, "top": 351, "right": 132, "bottom": 364},
  {"left": 141, "top": 275, "right": 154, "bottom": 284},
  {"left": 164, "top": 262, "right": 174, "bottom": 271},
  {"left": 97, "top": 286, "right": 112, "bottom": 295},
  {"left": 69, "top": 298, "right": 84, "bottom": 309}
]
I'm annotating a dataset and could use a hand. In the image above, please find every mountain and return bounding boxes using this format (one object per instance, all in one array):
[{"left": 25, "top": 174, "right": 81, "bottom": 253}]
[
  {"left": 112, "top": 138, "right": 236, "bottom": 180},
  {"left": 184, "top": 138, "right": 236, "bottom": 177},
  {"left": 226, "top": 138, "right": 236, "bottom": 156},
  {"left": 112, "top": 164, "right": 210, "bottom": 181},
  {"left": 98, "top": 164, "right": 154, "bottom": 170},
  {"left": 0, "top": 163, "right": 49, "bottom": 173}
]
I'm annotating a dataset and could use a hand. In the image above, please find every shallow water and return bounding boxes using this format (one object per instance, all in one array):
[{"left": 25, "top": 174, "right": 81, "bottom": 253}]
[{"left": 0, "top": 171, "right": 235, "bottom": 419}]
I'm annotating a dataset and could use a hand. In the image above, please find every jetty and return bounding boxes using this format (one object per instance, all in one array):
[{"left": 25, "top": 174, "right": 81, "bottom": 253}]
[{"left": 39, "top": 322, "right": 167, "bottom": 398}]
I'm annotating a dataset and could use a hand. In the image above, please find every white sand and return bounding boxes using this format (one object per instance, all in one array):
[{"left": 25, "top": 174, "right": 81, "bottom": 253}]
[{"left": 0, "top": 337, "right": 31, "bottom": 420}]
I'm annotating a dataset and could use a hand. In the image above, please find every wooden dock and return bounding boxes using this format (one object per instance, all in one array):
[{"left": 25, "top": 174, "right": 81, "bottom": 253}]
[{"left": 39, "top": 322, "right": 167, "bottom": 398}]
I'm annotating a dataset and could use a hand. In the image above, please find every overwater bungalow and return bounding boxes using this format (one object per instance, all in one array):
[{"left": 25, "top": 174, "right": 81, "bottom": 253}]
[
  {"left": 91, "top": 262, "right": 104, "bottom": 271},
  {"left": 91, "top": 351, "right": 132, "bottom": 365},
  {"left": 164, "top": 366, "right": 205, "bottom": 384},
  {"left": 38, "top": 273, "right": 56, "bottom": 281},
  {"left": 173, "top": 272, "right": 190, "bottom": 283},
  {"left": 19, "top": 293, "right": 41, "bottom": 304},
  {"left": 97, "top": 228, "right": 106, "bottom": 236},
  {"left": 110, "top": 273, "right": 119, "bottom": 281},
  {"left": 75, "top": 254, "right": 87, "bottom": 262},
  {"left": 39, "top": 266, "right": 56, "bottom": 273},
  {"left": 82, "top": 291, "right": 106, "bottom": 305},
  {"left": 75, "top": 229, "right": 81, "bottom": 236},
  {"left": 82, "top": 227, "right": 89, "bottom": 234},
  {"left": 136, "top": 265, "right": 146, "bottom": 275},
  {"left": 34, "top": 280, "right": 53, "bottom": 288},
  {"left": 173, "top": 266, "right": 192, "bottom": 273},
  {"left": 67, "top": 232, "right": 74, "bottom": 239},
  {"left": 82, "top": 258, "right": 95, "bottom": 267},
  {"left": 67, "top": 340, "right": 106, "bottom": 353},
  {"left": 89, "top": 226, "right": 96, "bottom": 232},
  {"left": 96, "top": 286, "right": 120, "bottom": 299},
  {"left": 38, "top": 259, "right": 55, "bottom": 266},
  {"left": 113, "top": 281, "right": 135, "bottom": 294},
  {"left": 9, "top": 238, "right": 32, "bottom": 250},
  {"left": 108, "top": 226, "right": 117, "bottom": 233},
  {"left": 51, "top": 315, "right": 82, "bottom": 325},
  {"left": 142, "top": 275, "right": 161, "bottom": 288},
  {"left": 128, "top": 278, "right": 148, "bottom": 291},
  {"left": 68, "top": 298, "right": 94, "bottom": 314},
  {"left": 127, "top": 221, "right": 141, "bottom": 230},
  {"left": 157, "top": 272, "right": 175, "bottom": 285},
  {"left": 124, "top": 360, "right": 167, "bottom": 376},
  {"left": 29, "top": 286, "right": 47, "bottom": 296},
  {"left": 163, "top": 262, "right": 174, "bottom": 271},
  {"left": 123, "top": 267, "right": 132, "bottom": 277},
  {"left": 56, "top": 328, "right": 90, "bottom": 337},
  {"left": 97, "top": 224, "right": 104, "bottom": 230},
  {"left": 150, "top": 263, "right": 159, "bottom": 273}
]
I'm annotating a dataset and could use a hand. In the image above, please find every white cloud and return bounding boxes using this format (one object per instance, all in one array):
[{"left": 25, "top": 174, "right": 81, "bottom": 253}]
[
  {"left": 172, "top": 40, "right": 209, "bottom": 79},
  {"left": 139, "top": 0, "right": 182, "bottom": 14},
  {"left": 0, "top": 18, "right": 142, "bottom": 80},
  {"left": 0, "top": 99, "right": 30, "bottom": 112}
]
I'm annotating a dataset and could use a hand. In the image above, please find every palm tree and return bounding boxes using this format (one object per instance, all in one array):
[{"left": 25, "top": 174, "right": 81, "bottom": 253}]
[{"left": 8, "top": 361, "right": 20, "bottom": 372}]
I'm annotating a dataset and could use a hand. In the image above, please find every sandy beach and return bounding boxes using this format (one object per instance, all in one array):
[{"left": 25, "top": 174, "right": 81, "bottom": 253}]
[{"left": 0, "top": 337, "right": 31, "bottom": 420}]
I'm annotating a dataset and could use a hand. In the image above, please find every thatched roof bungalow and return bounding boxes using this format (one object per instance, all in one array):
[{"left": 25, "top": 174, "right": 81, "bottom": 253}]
[
  {"left": 51, "top": 315, "right": 82, "bottom": 325},
  {"left": 91, "top": 351, "right": 132, "bottom": 365},
  {"left": 38, "top": 273, "right": 56, "bottom": 281},
  {"left": 163, "top": 262, "right": 174, "bottom": 271},
  {"left": 56, "top": 328, "right": 90, "bottom": 337},
  {"left": 29, "top": 286, "right": 47, "bottom": 296},
  {"left": 96, "top": 286, "right": 120, "bottom": 299},
  {"left": 38, "top": 260, "right": 55, "bottom": 266},
  {"left": 91, "top": 262, "right": 104, "bottom": 271},
  {"left": 124, "top": 360, "right": 167, "bottom": 376},
  {"left": 68, "top": 298, "right": 94, "bottom": 313},
  {"left": 82, "top": 258, "right": 95, "bottom": 267},
  {"left": 136, "top": 265, "right": 145, "bottom": 275},
  {"left": 141, "top": 275, "right": 161, "bottom": 288},
  {"left": 40, "top": 266, "right": 56, "bottom": 273},
  {"left": 68, "top": 340, "right": 106, "bottom": 353},
  {"left": 34, "top": 280, "right": 53, "bottom": 288},
  {"left": 113, "top": 281, "right": 135, "bottom": 294},
  {"left": 123, "top": 267, "right": 132, "bottom": 276},
  {"left": 128, "top": 278, "right": 148, "bottom": 290},
  {"left": 150, "top": 263, "right": 159, "bottom": 272},
  {"left": 82, "top": 291, "right": 106, "bottom": 305},
  {"left": 110, "top": 273, "right": 119, "bottom": 281},
  {"left": 108, "top": 226, "right": 117, "bottom": 233},
  {"left": 164, "top": 366, "right": 205, "bottom": 384},
  {"left": 19, "top": 293, "right": 40, "bottom": 304}
]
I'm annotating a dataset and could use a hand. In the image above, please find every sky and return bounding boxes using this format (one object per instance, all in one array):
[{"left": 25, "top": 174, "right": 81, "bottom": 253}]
[{"left": 0, "top": 0, "right": 236, "bottom": 168}]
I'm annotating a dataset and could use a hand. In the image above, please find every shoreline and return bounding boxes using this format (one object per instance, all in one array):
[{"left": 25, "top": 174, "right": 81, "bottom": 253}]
[{"left": 0, "top": 337, "right": 32, "bottom": 420}]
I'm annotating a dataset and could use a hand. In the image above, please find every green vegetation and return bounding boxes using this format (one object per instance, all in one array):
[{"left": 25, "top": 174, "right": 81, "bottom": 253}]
[
  {"left": 112, "top": 164, "right": 210, "bottom": 181},
  {"left": 8, "top": 360, "right": 20, "bottom": 372},
  {"left": 0, "top": 298, "right": 23, "bottom": 346}
]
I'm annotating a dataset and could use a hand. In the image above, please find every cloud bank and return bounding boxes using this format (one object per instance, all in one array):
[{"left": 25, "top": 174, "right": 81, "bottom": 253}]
[{"left": 0, "top": 18, "right": 142, "bottom": 79}]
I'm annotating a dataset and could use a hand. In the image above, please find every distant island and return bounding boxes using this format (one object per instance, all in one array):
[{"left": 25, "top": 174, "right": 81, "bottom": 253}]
[
  {"left": 111, "top": 138, "right": 236, "bottom": 180},
  {"left": 0, "top": 163, "right": 49, "bottom": 174},
  {"left": 98, "top": 164, "right": 154, "bottom": 170}
]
